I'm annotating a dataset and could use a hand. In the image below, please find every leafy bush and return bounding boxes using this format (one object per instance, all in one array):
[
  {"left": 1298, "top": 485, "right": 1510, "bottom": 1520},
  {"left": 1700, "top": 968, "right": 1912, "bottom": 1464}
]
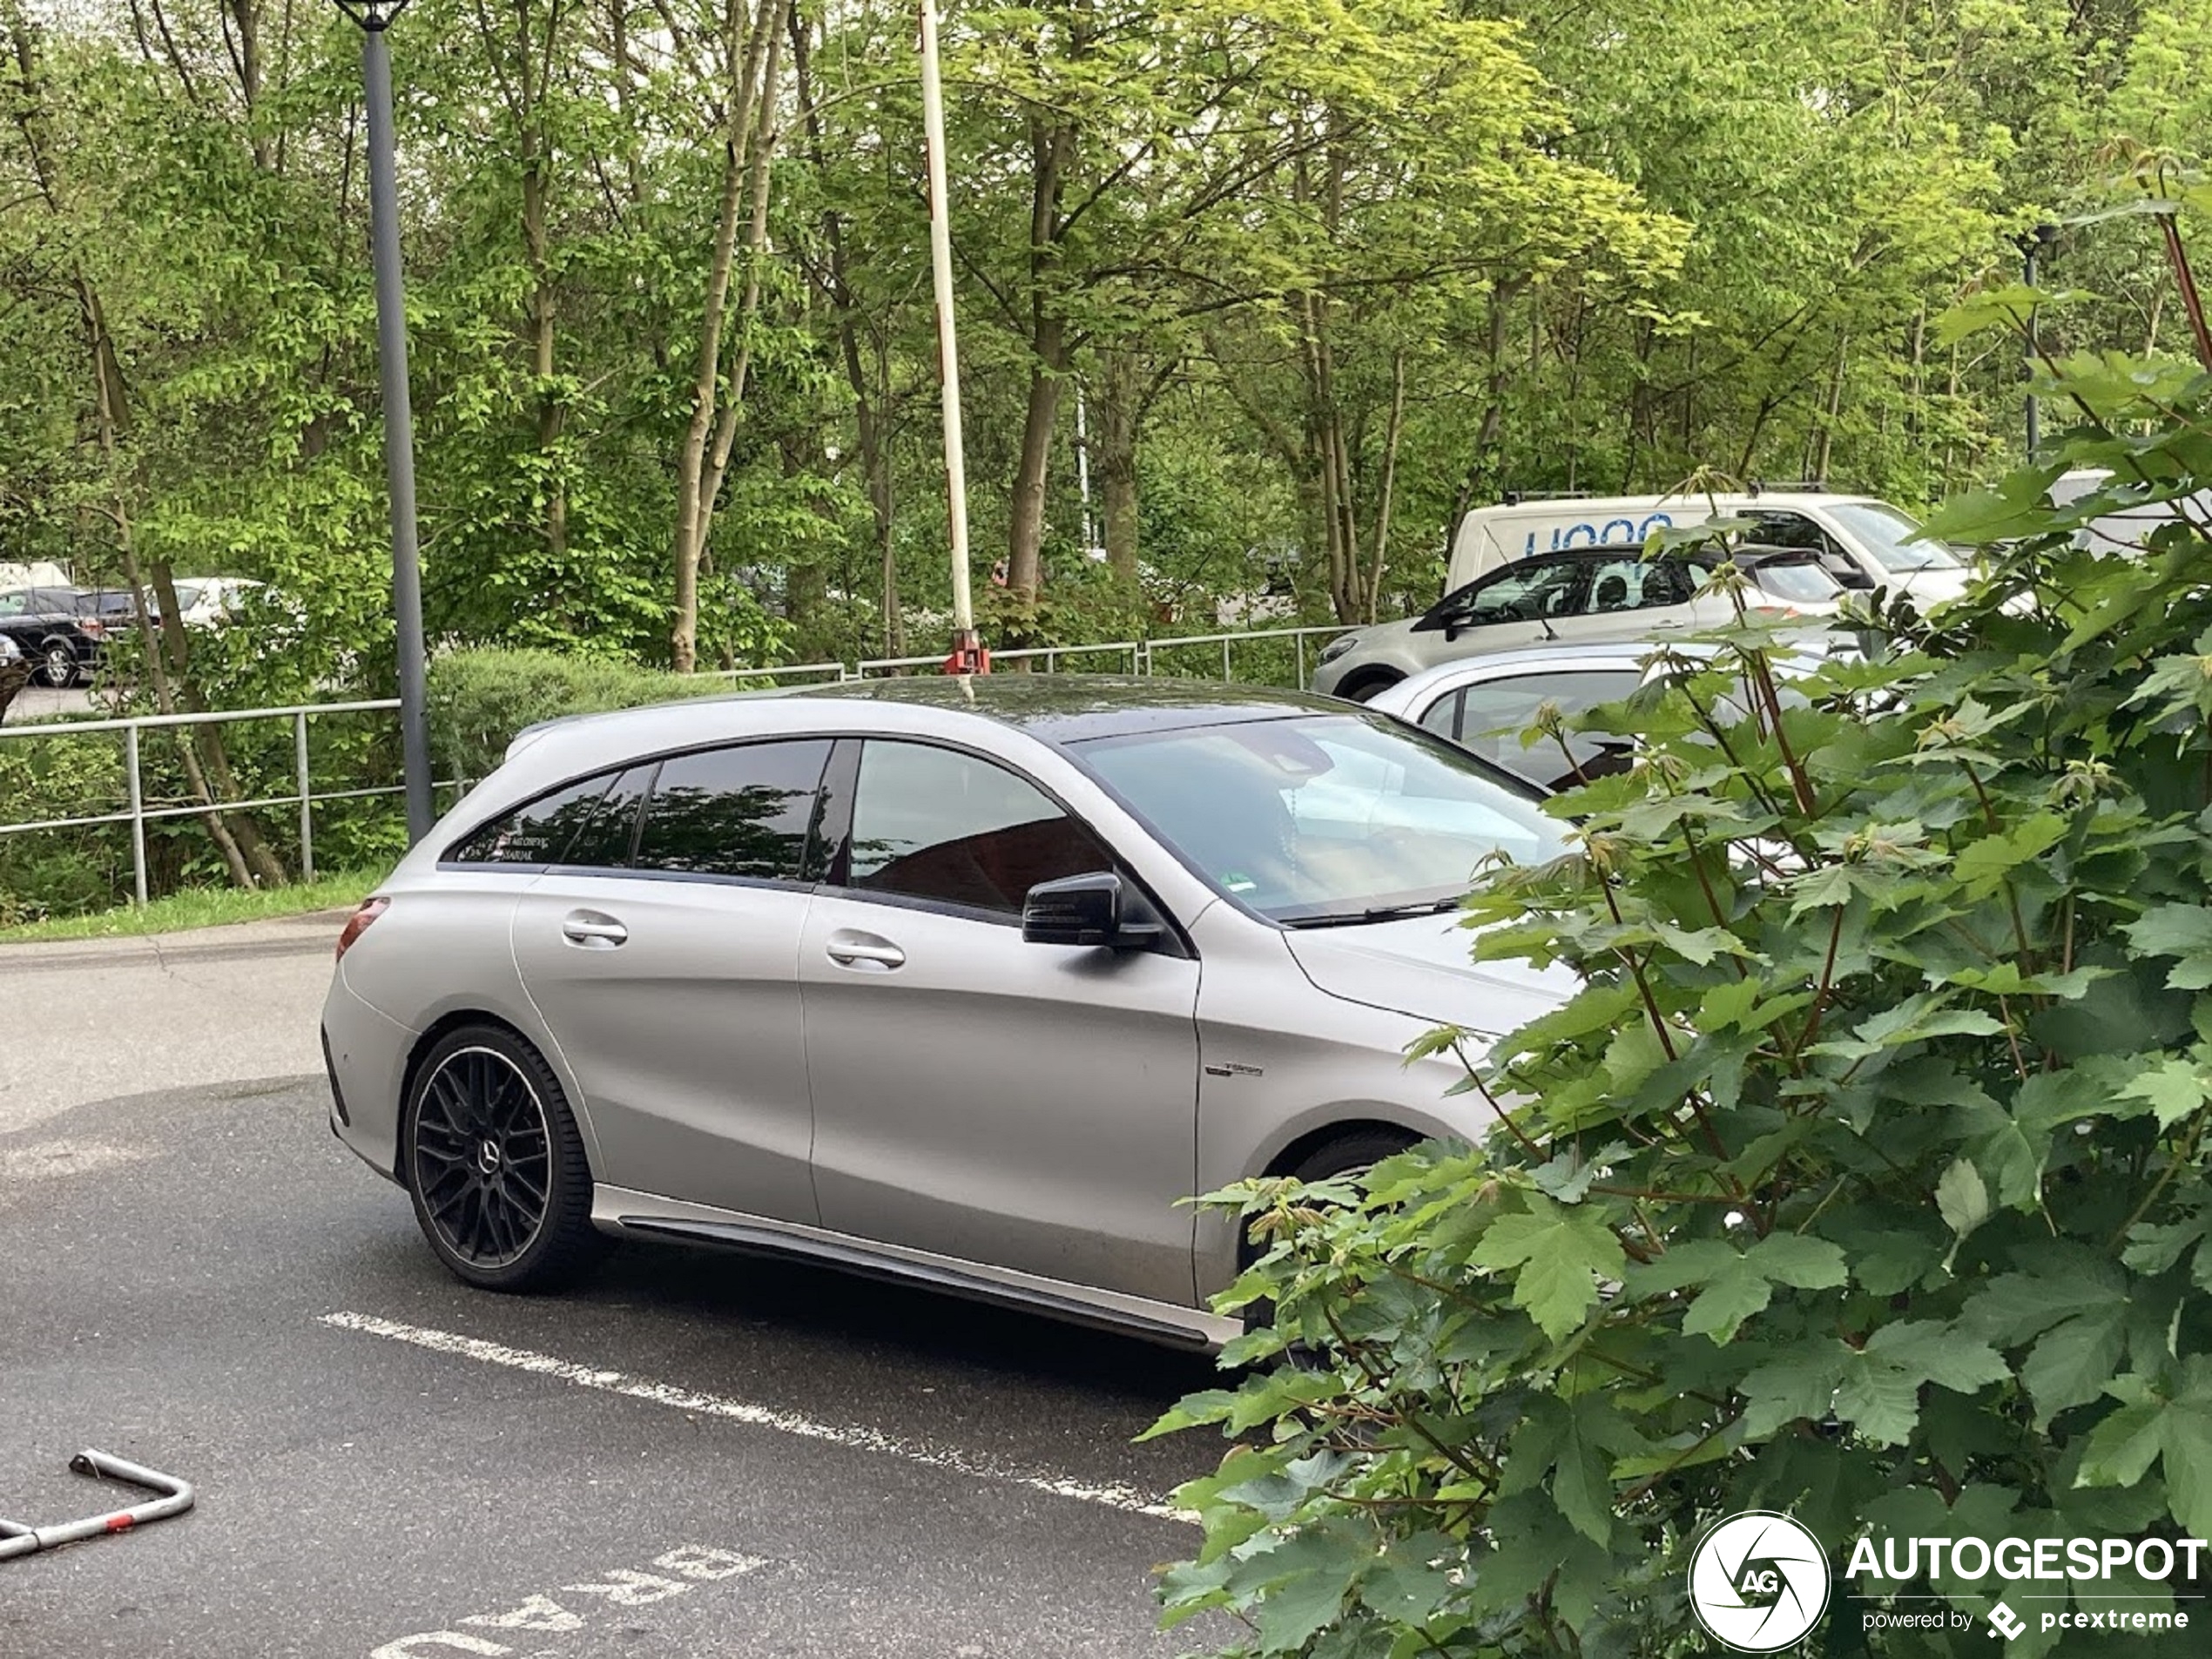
[
  {"left": 1155, "top": 324, "right": 2212, "bottom": 1654},
  {"left": 427, "top": 647, "right": 732, "bottom": 785}
]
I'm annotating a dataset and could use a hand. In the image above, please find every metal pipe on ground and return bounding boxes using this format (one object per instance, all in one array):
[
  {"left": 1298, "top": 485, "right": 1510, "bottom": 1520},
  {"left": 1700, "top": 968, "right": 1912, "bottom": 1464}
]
[{"left": 0, "top": 1450, "right": 195, "bottom": 1562}]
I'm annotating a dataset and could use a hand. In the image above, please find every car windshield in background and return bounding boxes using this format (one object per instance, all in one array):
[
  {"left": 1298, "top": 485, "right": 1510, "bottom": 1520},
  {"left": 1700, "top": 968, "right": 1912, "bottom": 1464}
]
[
  {"left": 1072, "top": 711, "right": 1567, "bottom": 926},
  {"left": 1742, "top": 556, "right": 1844, "bottom": 605},
  {"left": 1827, "top": 500, "right": 1961, "bottom": 572}
]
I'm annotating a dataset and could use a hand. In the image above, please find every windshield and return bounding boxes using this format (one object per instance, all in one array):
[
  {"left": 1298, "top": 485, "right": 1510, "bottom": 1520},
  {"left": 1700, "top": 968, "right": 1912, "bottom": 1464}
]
[
  {"left": 1071, "top": 711, "right": 1568, "bottom": 925},
  {"left": 1740, "top": 557, "right": 1843, "bottom": 605},
  {"left": 1826, "top": 500, "right": 1960, "bottom": 572},
  {"left": 170, "top": 582, "right": 205, "bottom": 608}
]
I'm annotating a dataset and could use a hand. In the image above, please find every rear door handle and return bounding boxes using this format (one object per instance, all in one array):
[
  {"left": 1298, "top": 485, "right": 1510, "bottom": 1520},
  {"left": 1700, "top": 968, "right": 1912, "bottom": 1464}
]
[
  {"left": 826, "top": 929, "right": 905, "bottom": 970},
  {"left": 561, "top": 910, "right": 628, "bottom": 948}
]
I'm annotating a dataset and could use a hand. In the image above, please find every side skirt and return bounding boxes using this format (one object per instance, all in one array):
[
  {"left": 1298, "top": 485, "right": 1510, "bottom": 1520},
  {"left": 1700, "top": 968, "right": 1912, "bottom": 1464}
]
[{"left": 590, "top": 1184, "right": 1240, "bottom": 1352}]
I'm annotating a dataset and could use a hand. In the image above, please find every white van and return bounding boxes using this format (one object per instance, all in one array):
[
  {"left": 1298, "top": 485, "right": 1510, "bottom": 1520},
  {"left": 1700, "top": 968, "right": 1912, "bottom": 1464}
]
[
  {"left": 0, "top": 560, "right": 71, "bottom": 589},
  {"left": 1447, "top": 490, "right": 1970, "bottom": 605},
  {"left": 2048, "top": 469, "right": 2211, "bottom": 556}
]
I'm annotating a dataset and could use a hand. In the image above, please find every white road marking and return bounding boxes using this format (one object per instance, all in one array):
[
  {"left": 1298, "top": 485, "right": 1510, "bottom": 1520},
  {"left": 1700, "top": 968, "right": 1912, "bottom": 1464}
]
[
  {"left": 383, "top": 1545, "right": 765, "bottom": 1657},
  {"left": 322, "top": 1311, "right": 1191, "bottom": 1522}
]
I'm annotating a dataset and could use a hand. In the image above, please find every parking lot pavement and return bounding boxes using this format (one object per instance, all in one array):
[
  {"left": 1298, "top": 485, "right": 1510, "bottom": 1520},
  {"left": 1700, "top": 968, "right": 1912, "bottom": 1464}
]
[
  {"left": 2, "top": 683, "right": 98, "bottom": 722},
  {"left": 0, "top": 1071, "right": 1229, "bottom": 1657},
  {"left": 0, "top": 913, "right": 342, "bottom": 1137}
]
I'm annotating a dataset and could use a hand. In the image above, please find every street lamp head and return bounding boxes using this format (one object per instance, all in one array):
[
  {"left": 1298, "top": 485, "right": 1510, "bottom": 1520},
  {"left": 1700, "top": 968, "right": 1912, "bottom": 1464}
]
[{"left": 334, "top": 0, "right": 410, "bottom": 30}]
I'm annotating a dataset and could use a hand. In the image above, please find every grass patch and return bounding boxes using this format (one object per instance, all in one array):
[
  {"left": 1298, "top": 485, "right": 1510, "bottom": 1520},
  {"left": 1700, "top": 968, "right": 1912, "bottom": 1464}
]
[{"left": 0, "top": 867, "right": 386, "bottom": 944}]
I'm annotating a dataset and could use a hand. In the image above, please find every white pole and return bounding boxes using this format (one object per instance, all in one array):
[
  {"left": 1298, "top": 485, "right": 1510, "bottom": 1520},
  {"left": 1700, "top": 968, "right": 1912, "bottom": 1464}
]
[
  {"left": 1076, "top": 387, "right": 1095, "bottom": 556},
  {"left": 918, "top": 0, "right": 979, "bottom": 666}
]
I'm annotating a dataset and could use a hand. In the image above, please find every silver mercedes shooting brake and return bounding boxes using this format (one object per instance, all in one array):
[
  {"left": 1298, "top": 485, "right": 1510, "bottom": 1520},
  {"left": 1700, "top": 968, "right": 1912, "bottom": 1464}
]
[{"left": 320, "top": 677, "right": 1568, "bottom": 1349}]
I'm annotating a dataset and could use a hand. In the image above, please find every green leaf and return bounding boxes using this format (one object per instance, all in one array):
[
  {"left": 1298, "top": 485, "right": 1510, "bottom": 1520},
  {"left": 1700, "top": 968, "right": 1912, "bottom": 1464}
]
[
  {"left": 1952, "top": 812, "right": 2068, "bottom": 897},
  {"left": 1741, "top": 1340, "right": 1850, "bottom": 1436},
  {"left": 1811, "top": 995, "right": 2005, "bottom": 1062},
  {"left": 1470, "top": 1194, "right": 1625, "bottom": 1342},
  {"left": 1937, "top": 1159, "right": 1991, "bottom": 1242},
  {"left": 2075, "top": 1400, "right": 2165, "bottom": 1491},
  {"left": 2125, "top": 903, "right": 2212, "bottom": 991},
  {"left": 2120, "top": 1055, "right": 2212, "bottom": 1130}
]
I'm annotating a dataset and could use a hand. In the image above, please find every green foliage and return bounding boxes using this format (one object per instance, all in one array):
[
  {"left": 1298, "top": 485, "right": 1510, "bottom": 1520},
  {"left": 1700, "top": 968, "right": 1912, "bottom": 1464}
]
[
  {"left": 1156, "top": 336, "right": 2212, "bottom": 1654},
  {"left": 0, "top": 728, "right": 126, "bottom": 925},
  {"left": 426, "top": 647, "right": 729, "bottom": 785}
]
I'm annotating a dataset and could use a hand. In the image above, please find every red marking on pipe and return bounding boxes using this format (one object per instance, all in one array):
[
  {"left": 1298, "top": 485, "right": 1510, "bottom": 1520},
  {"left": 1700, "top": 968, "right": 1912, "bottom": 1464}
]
[{"left": 104, "top": 1514, "right": 133, "bottom": 1532}]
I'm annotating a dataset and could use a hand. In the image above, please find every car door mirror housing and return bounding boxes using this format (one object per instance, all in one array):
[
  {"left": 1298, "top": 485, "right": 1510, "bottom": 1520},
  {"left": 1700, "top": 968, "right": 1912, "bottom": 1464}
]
[{"left": 1022, "top": 871, "right": 1162, "bottom": 949}]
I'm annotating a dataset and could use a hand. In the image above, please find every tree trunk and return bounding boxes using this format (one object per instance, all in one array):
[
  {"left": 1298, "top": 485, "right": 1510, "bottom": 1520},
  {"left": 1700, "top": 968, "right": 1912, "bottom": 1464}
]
[
  {"left": 670, "top": 0, "right": 785, "bottom": 671},
  {"left": 1006, "top": 114, "right": 1074, "bottom": 605},
  {"left": 1363, "top": 350, "right": 1406, "bottom": 624},
  {"left": 1096, "top": 350, "right": 1140, "bottom": 591}
]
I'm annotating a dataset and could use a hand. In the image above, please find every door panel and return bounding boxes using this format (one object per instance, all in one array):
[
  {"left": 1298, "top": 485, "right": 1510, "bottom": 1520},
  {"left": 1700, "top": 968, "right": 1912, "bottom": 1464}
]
[
  {"left": 512, "top": 875, "right": 818, "bottom": 1222},
  {"left": 505, "top": 736, "right": 834, "bottom": 1224},
  {"left": 800, "top": 738, "right": 1203, "bottom": 1305},
  {"left": 800, "top": 895, "right": 1201, "bottom": 1305}
]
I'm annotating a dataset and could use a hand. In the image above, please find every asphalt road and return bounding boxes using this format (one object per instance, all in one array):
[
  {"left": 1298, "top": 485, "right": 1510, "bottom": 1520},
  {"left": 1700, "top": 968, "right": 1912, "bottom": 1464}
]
[{"left": 0, "top": 927, "right": 1228, "bottom": 1657}]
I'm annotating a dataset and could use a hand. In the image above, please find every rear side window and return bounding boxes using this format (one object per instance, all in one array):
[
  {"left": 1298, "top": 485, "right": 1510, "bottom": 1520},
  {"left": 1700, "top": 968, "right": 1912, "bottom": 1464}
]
[
  {"left": 845, "top": 740, "right": 1112, "bottom": 915},
  {"left": 1418, "top": 670, "right": 1642, "bottom": 790},
  {"left": 448, "top": 769, "right": 630, "bottom": 867},
  {"left": 631, "top": 739, "right": 832, "bottom": 881}
]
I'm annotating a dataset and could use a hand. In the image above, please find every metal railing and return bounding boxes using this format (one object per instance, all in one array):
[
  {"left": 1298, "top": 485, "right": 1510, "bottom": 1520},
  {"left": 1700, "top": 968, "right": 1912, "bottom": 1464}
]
[
  {"left": 0, "top": 698, "right": 404, "bottom": 907},
  {"left": 0, "top": 621, "right": 1354, "bottom": 907}
]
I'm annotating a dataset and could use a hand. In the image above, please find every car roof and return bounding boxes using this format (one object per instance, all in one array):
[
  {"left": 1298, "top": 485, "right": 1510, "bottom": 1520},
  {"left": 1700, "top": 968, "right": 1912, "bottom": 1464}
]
[
  {"left": 1467, "top": 492, "right": 1883, "bottom": 516},
  {"left": 786, "top": 672, "right": 1345, "bottom": 743},
  {"left": 503, "top": 672, "right": 1348, "bottom": 775}
]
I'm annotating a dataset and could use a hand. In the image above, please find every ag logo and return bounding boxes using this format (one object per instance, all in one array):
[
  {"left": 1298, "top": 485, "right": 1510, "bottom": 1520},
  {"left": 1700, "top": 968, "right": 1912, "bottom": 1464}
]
[{"left": 1687, "top": 1510, "right": 1831, "bottom": 1651}]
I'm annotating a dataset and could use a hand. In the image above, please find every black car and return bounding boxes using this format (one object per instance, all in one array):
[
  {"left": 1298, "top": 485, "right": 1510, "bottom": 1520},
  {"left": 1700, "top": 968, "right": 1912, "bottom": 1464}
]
[{"left": 0, "top": 586, "right": 112, "bottom": 688}]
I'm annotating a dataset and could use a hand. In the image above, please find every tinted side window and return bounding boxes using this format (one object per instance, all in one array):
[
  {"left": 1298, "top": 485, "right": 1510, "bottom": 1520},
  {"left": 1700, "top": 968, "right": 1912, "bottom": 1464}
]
[
  {"left": 632, "top": 739, "right": 831, "bottom": 880},
  {"left": 448, "top": 772, "right": 623, "bottom": 866},
  {"left": 846, "top": 741, "right": 1112, "bottom": 915},
  {"left": 556, "top": 764, "right": 651, "bottom": 867}
]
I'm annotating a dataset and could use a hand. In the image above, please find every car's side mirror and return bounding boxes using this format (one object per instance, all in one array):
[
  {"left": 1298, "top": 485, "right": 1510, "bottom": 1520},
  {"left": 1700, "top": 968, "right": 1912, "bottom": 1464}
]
[{"left": 1022, "top": 871, "right": 1163, "bottom": 950}]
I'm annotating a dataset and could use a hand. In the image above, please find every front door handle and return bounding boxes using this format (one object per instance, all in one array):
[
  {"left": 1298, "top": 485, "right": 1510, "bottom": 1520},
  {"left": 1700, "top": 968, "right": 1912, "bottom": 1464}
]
[
  {"left": 561, "top": 910, "right": 628, "bottom": 948},
  {"left": 826, "top": 929, "right": 905, "bottom": 970}
]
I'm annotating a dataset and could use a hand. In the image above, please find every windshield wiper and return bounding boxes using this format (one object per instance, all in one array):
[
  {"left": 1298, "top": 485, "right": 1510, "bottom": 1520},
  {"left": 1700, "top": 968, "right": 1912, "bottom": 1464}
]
[{"left": 1281, "top": 896, "right": 1462, "bottom": 929}]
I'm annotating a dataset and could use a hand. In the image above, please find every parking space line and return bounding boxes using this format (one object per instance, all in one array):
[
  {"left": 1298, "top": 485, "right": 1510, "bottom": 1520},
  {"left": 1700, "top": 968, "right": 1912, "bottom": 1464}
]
[{"left": 322, "top": 1311, "right": 1191, "bottom": 1523}]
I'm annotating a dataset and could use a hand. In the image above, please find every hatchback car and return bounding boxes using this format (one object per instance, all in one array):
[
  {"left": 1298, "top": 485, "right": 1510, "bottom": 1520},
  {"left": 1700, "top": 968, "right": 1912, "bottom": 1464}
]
[
  {"left": 1311, "top": 546, "right": 1843, "bottom": 702},
  {"left": 322, "top": 678, "right": 1571, "bottom": 1347}
]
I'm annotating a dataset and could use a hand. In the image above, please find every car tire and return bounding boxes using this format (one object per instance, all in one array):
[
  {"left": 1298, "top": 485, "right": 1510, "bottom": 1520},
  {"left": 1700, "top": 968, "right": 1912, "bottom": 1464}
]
[
  {"left": 1336, "top": 670, "right": 1403, "bottom": 704},
  {"left": 37, "top": 639, "right": 75, "bottom": 689},
  {"left": 1285, "top": 1128, "right": 1419, "bottom": 1187},
  {"left": 401, "top": 1023, "right": 607, "bottom": 1293}
]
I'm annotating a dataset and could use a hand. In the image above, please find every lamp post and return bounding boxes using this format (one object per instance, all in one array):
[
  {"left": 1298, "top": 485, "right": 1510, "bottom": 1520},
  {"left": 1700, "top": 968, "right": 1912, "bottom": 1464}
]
[
  {"left": 336, "top": 0, "right": 433, "bottom": 841},
  {"left": 2020, "top": 222, "right": 2059, "bottom": 461}
]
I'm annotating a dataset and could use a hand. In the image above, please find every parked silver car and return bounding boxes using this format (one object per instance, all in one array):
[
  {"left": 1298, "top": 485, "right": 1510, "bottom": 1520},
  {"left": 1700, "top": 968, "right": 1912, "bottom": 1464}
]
[
  {"left": 321, "top": 678, "right": 1570, "bottom": 1348},
  {"left": 1311, "top": 545, "right": 1844, "bottom": 703},
  {"left": 1368, "top": 637, "right": 1849, "bottom": 792}
]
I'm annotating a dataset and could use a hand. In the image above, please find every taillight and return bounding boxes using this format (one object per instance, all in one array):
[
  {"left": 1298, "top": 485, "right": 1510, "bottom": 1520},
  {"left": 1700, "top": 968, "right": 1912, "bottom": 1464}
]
[
  {"left": 78, "top": 617, "right": 105, "bottom": 639},
  {"left": 335, "top": 896, "right": 390, "bottom": 961}
]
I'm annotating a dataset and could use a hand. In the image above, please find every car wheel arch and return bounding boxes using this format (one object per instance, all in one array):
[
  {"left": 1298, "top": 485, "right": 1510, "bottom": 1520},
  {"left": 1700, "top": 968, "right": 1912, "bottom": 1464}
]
[
  {"left": 396, "top": 1009, "right": 596, "bottom": 1181},
  {"left": 1336, "top": 667, "right": 1405, "bottom": 704}
]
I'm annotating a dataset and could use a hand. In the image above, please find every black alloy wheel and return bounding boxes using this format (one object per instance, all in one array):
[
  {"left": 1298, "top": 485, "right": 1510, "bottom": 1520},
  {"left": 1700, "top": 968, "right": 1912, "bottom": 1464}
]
[{"left": 402, "top": 1025, "right": 604, "bottom": 1291}]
